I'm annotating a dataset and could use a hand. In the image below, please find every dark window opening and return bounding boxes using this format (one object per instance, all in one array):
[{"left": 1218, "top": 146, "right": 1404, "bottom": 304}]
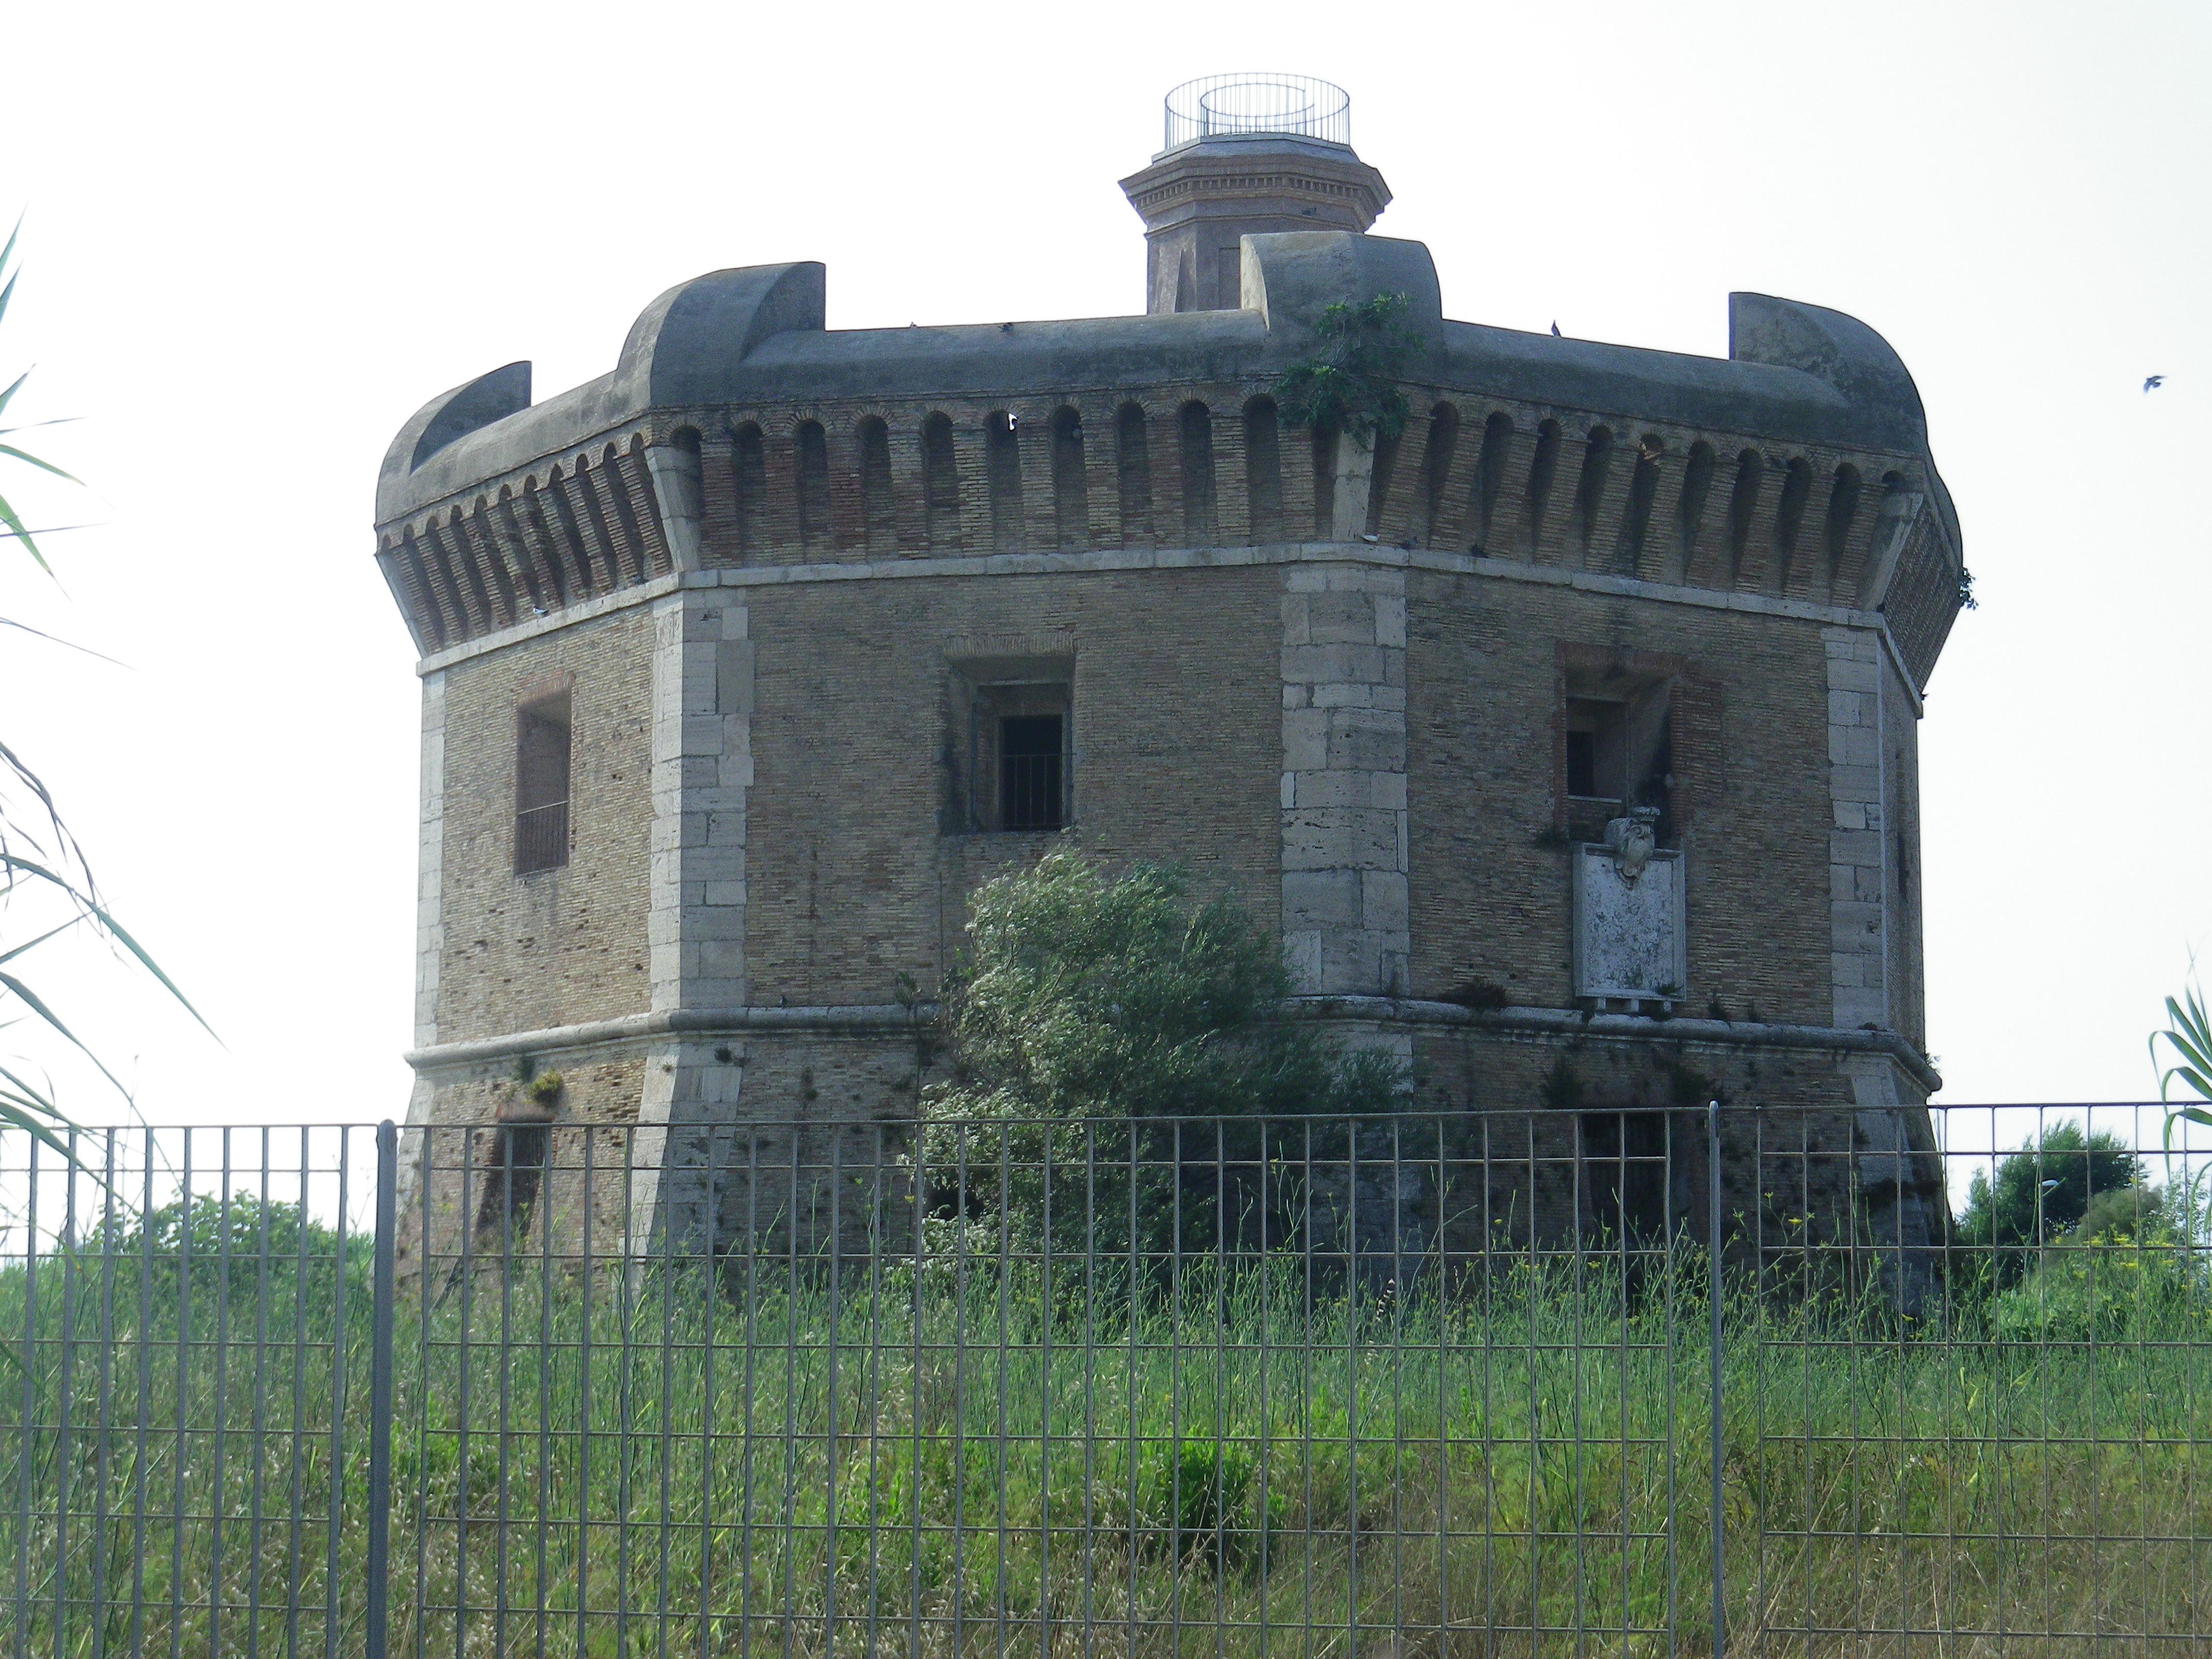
[
  {"left": 998, "top": 713, "right": 1065, "bottom": 832},
  {"left": 1565, "top": 698, "right": 1626, "bottom": 804},
  {"left": 515, "top": 692, "right": 571, "bottom": 874},
  {"left": 954, "top": 666, "right": 1074, "bottom": 836},
  {"left": 1566, "top": 728, "right": 1599, "bottom": 799},
  {"left": 1582, "top": 1111, "right": 1672, "bottom": 1246},
  {"left": 1562, "top": 673, "right": 1674, "bottom": 846}
]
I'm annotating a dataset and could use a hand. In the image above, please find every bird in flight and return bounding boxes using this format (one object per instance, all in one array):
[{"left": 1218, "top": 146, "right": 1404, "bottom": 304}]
[{"left": 2144, "top": 375, "right": 2166, "bottom": 393}]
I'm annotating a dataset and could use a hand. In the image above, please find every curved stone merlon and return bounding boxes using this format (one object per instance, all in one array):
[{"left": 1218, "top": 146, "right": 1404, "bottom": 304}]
[{"left": 379, "top": 234, "right": 1953, "bottom": 516}]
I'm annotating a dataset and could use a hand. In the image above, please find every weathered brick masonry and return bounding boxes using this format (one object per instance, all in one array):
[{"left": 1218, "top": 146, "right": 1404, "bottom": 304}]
[{"left": 377, "top": 96, "right": 1965, "bottom": 1284}]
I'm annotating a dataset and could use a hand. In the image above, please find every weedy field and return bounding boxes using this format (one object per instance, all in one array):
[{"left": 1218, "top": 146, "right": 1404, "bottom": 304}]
[{"left": 1, "top": 1191, "right": 2206, "bottom": 1657}]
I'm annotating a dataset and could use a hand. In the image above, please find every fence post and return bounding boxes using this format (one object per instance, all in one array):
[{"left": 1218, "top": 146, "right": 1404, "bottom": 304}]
[
  {"left": 1707, "top": 1099, "right": 1725, "bottom": 1658},
  {"left": 366, "top": 1121, "right": 397, "bottom": 1659}
]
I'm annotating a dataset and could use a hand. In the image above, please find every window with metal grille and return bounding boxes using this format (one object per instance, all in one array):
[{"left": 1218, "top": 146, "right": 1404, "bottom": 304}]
[
  {"left": 514, "top": 691, "right": 571, "bottom": 874},
  {"left": 998, "top": 713, "right": 1065, "bottom": 832}
]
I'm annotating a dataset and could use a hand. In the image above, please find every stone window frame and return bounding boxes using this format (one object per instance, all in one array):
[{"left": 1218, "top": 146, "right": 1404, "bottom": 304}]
[
  {"left": 942, "top": 641, "right": 1077, "bottom": 837},
  {"left": 512, "top": 671, "right": 576, "bottom": 876},
  {"left": 1553, "top": 643, "right": 1715, "bottom": 851}
]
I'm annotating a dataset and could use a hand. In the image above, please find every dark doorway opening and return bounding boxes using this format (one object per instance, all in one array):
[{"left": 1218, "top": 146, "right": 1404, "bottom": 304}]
[{"left": 1582, "top": 1110, "right": 1672, "bottom": 1245}]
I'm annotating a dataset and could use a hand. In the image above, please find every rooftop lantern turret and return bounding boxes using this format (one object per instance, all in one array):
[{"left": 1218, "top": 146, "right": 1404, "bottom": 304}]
[{"left": 1119, "top": 73, "right": 1391, "bottom": 315}]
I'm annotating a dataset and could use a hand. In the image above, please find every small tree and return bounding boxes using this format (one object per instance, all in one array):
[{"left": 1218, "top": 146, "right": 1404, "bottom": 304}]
[
  {"left": 916, "top": 852, "right": 1405, "bottom": 1267},
  {"left": 1953, "top": 1120, "right": 2142, "bottom": 1295},
  {"left": 1270, "top": 292, "right": 1416, "bottom": 450}
]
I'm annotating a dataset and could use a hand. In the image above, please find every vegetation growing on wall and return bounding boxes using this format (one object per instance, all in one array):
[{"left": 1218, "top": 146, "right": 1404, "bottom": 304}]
[{"left": 1271, "top": 292, "right": 1416, "bottom": 450}]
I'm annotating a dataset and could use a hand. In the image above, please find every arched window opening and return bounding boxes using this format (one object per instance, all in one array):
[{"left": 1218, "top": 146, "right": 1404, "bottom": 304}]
[
  {"left": 1678, "top": 442, "right": 1716, "bottom": 571},
  {"left": 1049, "top": 407, "right": 1087, "bottom": 551},
  {"left": 1572, "top": 426, "right": 1614, "bottom": 551},
  {"left": 1473, "top": 412, "right": 1513, "bottom": 552},
  {"left": 855, "top": 417, "right": 896, "bottom": 552},
  {"left": 1620, "top": 435, "right": 1661, "bottom": 569},
  {"left": 1524, "top": 420, "right": 1563, "bottom": 551},
  {"left": 1825, "top": 463, "right": 1862, "bottom": 583},
  {"left": 1421, "top": 403, "right": 1460, "bottom": 548},
  {"left": 1772, "top": 456, "right": 1814, "bottom": 585},
  {"left": 1726, "top": 449, "right": 1763, "bottom": 582},
  {"left": 1179, "top": 401, "right": 1218, "bottom": 545},
  {"left": 921, "top": 412, "right": 961, "bottom": 549},
  {"left": 795, "top": 420, "right": 833, "bottom": 554},
  {"left": 731, "top": 423, "right": 768, "bottom": 559},
  {"left": 985, "top": 410, "right": 1024, "bottom": 552},
  {"left": 1115, "top": 403, "right": 1152, "bottom": 547},
  {"left": 1243, "top": 397, "right": 1283, "bottom": 543}
]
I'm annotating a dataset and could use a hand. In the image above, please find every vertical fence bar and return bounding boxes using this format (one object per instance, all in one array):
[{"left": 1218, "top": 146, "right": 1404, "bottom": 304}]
[
  {"left": 366, "top": 1121, "right": 398, "bottom": 1659},
  {"left": 1707, "top": 1099, "right": 1725, "bottom": 1659}
]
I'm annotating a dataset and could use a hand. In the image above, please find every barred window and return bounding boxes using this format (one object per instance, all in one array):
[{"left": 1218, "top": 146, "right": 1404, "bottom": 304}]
[
  {"left": 514, "top": 691, "right": 571, "bottom": 874},
  {"left": 998, "top": 713, "right": 1065, "bottom": 833}
]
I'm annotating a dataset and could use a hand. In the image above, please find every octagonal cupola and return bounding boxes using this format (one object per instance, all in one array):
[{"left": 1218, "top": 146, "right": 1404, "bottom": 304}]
[{"left": 1118, "top": 73, "right": 1392, "bottom": 314}]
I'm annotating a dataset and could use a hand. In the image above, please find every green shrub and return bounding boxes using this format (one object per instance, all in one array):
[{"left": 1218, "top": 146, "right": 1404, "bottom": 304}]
[
  {"left": 917, "top": 852, "right": 1406, "bottom": 1264},
  {"left": 1989, "top": 1219, "right": 2207, "bottom": 1344}
]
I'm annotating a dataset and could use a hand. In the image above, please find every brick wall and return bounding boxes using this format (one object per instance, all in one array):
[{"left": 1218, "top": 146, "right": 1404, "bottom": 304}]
[
  {"left": 433, "top": 607, "right": 655, "bottom": 1044},
  {"left": 740, "top": 564, "right": 1284, "bottom": 1003},
  {"left": 1406, "top": 568, "right": 1832, "bottom": 1022}
]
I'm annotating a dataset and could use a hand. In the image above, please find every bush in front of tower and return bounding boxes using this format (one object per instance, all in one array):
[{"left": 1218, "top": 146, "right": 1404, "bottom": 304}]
[{"left": 914, "top": 850, "right": 1405, "bottom": 1270}]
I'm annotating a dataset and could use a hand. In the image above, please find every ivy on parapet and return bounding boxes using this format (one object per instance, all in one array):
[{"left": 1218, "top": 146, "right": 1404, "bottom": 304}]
[{"left": 1271, "top": 292, "right": 1417, "bottom": 451}]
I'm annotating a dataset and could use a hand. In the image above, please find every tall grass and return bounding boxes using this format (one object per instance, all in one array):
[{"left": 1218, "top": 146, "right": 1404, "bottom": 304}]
[{"left": 0, "top": 1205, "right": 2207, "bottom": 1656}]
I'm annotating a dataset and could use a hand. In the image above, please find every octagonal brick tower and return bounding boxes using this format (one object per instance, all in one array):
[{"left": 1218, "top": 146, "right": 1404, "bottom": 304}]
[{"left": 377, "top": 75, "right": 1966, "bottom": 1290}]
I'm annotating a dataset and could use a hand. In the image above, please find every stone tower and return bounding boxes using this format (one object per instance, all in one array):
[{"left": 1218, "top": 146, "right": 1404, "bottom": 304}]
[{"left": 378, "top": 76, "right": 1962, "bottom": 1278}]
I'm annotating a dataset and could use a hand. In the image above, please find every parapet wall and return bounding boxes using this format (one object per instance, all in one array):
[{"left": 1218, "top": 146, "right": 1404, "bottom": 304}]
[{"left": 375, "top": 235, "right": 1964, "bottom": 691}]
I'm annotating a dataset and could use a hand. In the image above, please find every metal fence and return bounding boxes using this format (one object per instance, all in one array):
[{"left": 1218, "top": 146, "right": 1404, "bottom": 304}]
[{"left": 1, "top": 1105, "right": 2206, "bottom": 1655}]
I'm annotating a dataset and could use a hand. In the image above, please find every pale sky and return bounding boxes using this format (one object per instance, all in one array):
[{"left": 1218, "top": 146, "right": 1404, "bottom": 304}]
[{"left": 1, "top": 1, "right": 2206, "bottom": 1140}]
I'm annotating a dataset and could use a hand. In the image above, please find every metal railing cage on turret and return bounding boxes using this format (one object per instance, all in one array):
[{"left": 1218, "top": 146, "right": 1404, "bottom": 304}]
[{"left": 1163, "top": 73, "right": 1352, "bottom": 150}]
